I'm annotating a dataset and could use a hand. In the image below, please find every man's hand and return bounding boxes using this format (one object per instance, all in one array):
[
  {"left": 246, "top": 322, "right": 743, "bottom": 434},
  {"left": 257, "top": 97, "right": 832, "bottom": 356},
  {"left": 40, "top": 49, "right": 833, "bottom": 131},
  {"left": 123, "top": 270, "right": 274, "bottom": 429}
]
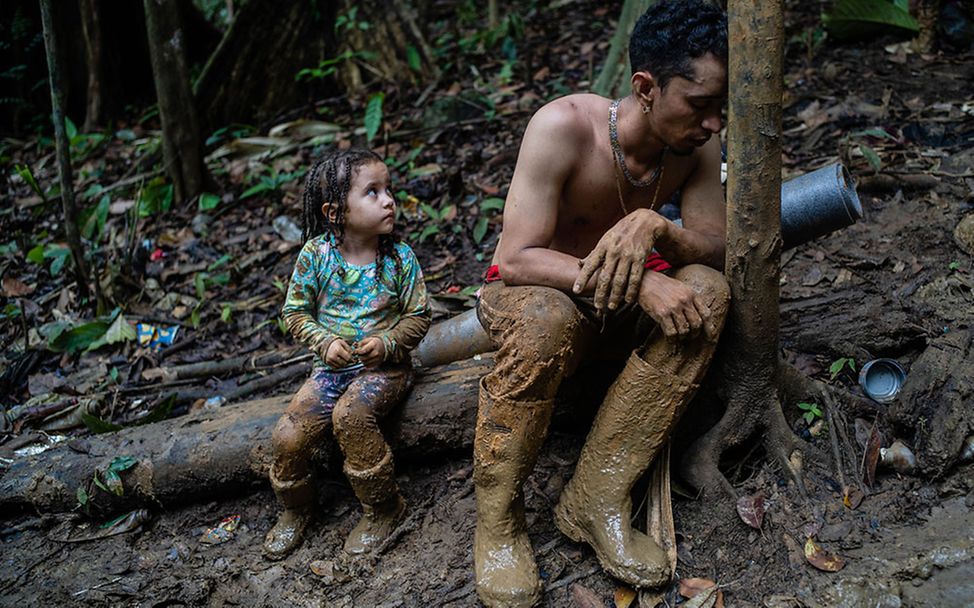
[
  {"left": 573, "top": 209, "right": 669, "bottom": 312},
  {"left": 638, "top": 271, "right": 716, "bottom": 340},
  {"left": 324, "top": 338, "right": 354, "bottom": 367},
  {"left": 353, "top": 337, "right": 386, "bottom": 368}
]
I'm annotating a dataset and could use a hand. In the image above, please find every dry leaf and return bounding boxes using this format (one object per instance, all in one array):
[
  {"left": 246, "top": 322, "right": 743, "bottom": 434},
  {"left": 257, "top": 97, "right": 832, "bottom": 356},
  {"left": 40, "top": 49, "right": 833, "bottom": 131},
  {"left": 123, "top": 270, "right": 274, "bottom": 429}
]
[
  {"left": 843, "top": 485, "right": 864, "bottom": 510},
  {"left": 736, "top": 492, "right": 766, "bottom": 529},
  {"left": 570, "top": 583, "right": 603, "bottom": 608},
  {"left": 679, "top": 578, "right": 725, "bottom": 608},
  {"left": 861, "top": 422, "right": 881, "bottom": 487},
  {"left": 2, "top": 276, "right": 34, "bottom": 297},
  {"left": 803, "top": 537, "right": 846, "bottom": 572},
  {"left": 614, "top": 585, "right": 637, "bottom": 608}
]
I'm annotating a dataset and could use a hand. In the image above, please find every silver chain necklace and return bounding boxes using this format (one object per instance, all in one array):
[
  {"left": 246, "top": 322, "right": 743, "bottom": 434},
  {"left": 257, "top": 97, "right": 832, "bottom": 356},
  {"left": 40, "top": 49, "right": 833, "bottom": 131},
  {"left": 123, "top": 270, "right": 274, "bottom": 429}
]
[{"left": 609, "top": 98, "right": 666, "bottom": 189}]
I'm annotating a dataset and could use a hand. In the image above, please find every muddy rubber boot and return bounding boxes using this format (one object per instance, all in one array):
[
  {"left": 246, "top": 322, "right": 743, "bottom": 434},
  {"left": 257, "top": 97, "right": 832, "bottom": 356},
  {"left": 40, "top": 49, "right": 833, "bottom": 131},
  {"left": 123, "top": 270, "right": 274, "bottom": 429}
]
[
  {"left": 474, "top": 381, "right": 554, "bottom": 608},
  {"left": 343, "top": 446, "right": 407, "bottom": 555},
  {"left": 553, "top": 352, "right": 698, "bottom": 588},
  {"left": 263, "top": 471, "right": 315, "bottom": 560}
]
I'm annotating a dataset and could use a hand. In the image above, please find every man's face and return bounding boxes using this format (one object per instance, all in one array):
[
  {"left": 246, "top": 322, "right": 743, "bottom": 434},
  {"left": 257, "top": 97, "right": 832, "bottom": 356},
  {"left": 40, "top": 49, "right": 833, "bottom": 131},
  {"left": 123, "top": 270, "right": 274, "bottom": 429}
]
[{"left": 651, "top": 53, "right": 727, "bottom": 156}]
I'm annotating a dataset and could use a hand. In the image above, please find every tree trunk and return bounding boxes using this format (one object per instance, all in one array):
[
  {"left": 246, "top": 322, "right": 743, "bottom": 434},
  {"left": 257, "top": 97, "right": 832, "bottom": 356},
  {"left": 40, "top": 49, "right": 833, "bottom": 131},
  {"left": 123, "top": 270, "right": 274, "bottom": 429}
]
[
  {"left": 193, "top": 0, "right": 335, "bottom": 131},
  {"left": 78, "top": 0, "right": 104, "bottom": 131},
  {"left": 39, "top": 0, "right": 94, "bottom": 307},
  {"left": 143, "top": 0, "right": 206, "bottom": 205},
  {"left": 334, "top": 0, "right": 439, "bottom": 97},
  {"left": 592, "top": 0, "right": 653, "bottom": 98},
  {"left": 680, "top": 0, "right": 803, "bottom": 498}
]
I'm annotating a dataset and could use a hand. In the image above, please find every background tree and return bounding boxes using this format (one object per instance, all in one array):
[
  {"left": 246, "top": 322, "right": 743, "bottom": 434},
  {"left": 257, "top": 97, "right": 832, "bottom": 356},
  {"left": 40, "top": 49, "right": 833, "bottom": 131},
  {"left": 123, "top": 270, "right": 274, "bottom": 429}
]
[{"left": 144, "top": 0, "right": 207, "bottom": 205}]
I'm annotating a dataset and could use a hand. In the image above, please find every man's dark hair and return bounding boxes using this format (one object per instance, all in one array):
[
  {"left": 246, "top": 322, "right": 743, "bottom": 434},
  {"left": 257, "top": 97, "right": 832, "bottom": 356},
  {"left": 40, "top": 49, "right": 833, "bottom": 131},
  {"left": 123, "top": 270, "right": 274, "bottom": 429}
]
[{"left": 628, "top": 0, "right": 728, "bottom": 88}]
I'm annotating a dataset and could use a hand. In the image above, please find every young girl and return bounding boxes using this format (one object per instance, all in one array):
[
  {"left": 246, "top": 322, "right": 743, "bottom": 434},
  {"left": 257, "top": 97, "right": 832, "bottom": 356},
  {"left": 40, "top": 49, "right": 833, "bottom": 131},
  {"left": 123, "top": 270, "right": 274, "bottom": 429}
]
[{"left": 264, "top": 147, "right": 431, "bottom": 559}]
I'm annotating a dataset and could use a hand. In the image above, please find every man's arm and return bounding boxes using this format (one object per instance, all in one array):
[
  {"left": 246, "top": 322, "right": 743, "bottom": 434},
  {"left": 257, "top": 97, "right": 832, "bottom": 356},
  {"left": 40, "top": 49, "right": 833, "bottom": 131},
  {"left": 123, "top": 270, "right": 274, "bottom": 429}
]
[
  {"left": 496, "top": 103, "right": 593, "bottom": 291},
  {"left": 654, "top": 137, "right": 725, "bottom": 269}
]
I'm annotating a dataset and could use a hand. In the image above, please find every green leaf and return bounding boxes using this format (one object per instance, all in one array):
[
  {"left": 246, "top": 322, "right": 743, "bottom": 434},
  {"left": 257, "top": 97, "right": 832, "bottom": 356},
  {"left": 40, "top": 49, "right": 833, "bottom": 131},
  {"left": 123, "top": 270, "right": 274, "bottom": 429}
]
[
  {"left": 364, "top": 92, "right": 385, "bottom": 144},
  {"left": 76, "top": 486, "right": 89, "bottom": 507},
  {"left": 103, "top": 313, "right": 136, "bottom": 345},
  {"left": 480, "top": 197, "right": 506, "bottom": 213},
  {"left": 240, "top": 182, "right": 272, "bottom": 199},
  {"left": 198, "top": 192, "right": 221, "bottom": 211},
  {"left": 418, "top": 224, "right": 440, "bottom": 243},
  {"left": 27, "top": 244, "right": 44, "bottom": 264},
  {"left": 473, "top": 216, "right": 489, "bottom": 244},
  {"left": 82, "top": 412, "right": 122, "bottom": 434},
  {"left": 829, "top": 357, "right": 855, "bottom": 380},
  {"left": 823, "top": 0, "right": 919, "bottom": 40},
  {"left": 15, "top": 164, "right": 46, "bottom": 200},
  {"left": 82, "top": 195, "right": 111, "bottom": 240},
  {"left": 855, "top": 127, "right": 896, "bottom": 140},
  {"left": 108, "top": 456, "right": 138, "bottom": 473},
  {"left": 221, "top": 303, "right": 233, "bottom": 323},
  {"left": 406, "top": 45, "right": 422, "bottom": 72},
  {"left": 92, "top": 471, "right": 111, "bottom": 494},
  {"left": 194, "top": 273, "right": 207, "bottom": 300},
  {"left": 138, "top": 395, "right": 175, "bottom": 425},
  {"left": 49, "top": 319, "right": 110, "bottom": 353},
  {"left": 64, "top": 115, "right": 78, "bottom": 142},
  {"left": 859, "top": 144, "right": 882, "bottom": 172},
  {"left": 102, "top": 469, "right": 124, "bottom": 496},
  {"left": 797, "top": 402, "right": 816, "bottom": 411},
  {"left": 804, "top": 411, "right": 815, "bottom": 424},
  {"left": 419, "top": 202, "right": 440, "bottom": 221}
]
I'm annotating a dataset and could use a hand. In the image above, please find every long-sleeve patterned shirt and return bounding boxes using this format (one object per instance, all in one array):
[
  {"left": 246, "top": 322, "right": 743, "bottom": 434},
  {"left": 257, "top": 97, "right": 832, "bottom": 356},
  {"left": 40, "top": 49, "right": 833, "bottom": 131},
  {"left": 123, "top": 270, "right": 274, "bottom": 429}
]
[{"left": 281, "top": 235, "right": 431, "bottom": 370}]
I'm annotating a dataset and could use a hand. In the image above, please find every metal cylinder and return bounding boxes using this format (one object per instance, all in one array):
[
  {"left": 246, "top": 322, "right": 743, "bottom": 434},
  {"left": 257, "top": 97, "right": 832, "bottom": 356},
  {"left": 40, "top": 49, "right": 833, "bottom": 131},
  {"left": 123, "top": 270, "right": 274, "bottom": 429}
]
[
  {"left": 412, "top": 308, "right": 493, "bottom": 368},
  {"left": 781, "top": 163, "right": 863, "bottom": 250}
]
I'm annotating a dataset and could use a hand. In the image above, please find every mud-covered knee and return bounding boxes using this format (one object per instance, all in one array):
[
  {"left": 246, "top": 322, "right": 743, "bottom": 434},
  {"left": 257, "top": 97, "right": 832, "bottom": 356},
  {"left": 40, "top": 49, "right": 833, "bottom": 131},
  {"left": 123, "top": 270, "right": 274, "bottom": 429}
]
[
  {"left": 676, "top": 265, "right": 730, "bottom": 312},
  {"left": 272, "top": 414, "right": 306, "bottom": 458},
  {"left": 519, "top": 292, "right": 584, "bottom": 360},
  {"left": 331, "top": 400, "right": 373, "bottom": 438}
]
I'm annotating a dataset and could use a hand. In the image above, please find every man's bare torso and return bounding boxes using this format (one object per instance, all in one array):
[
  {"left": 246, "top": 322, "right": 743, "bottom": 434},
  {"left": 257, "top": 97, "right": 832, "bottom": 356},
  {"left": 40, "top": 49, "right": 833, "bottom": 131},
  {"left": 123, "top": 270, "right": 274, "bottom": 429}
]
[{"left": 493, "top": 94, "right": 705, "bottom": 264}]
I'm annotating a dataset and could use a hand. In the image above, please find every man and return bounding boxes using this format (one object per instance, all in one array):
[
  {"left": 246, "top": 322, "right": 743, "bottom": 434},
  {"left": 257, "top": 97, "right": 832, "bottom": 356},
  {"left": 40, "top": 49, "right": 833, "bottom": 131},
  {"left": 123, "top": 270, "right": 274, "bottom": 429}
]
[{"left": 473, "top": 2, "right": 730, "bottom": 606}]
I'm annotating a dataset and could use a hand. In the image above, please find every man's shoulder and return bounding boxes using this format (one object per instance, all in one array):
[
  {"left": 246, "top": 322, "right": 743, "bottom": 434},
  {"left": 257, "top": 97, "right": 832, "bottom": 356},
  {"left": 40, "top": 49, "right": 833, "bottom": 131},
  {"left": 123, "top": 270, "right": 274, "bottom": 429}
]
[{"left": 527, "top": 94, "right": 606, "bottom": 143}]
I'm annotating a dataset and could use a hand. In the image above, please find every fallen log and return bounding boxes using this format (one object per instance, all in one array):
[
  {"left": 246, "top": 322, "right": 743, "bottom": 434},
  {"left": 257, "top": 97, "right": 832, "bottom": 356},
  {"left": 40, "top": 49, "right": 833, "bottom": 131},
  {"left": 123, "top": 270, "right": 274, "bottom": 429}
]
[{"left": 0, "top": 358, "right": 493, "bottom": 516}]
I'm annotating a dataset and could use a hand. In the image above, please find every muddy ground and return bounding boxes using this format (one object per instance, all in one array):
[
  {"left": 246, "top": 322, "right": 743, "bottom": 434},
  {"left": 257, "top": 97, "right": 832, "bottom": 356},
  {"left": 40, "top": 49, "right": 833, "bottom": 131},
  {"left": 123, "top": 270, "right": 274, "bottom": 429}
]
[{"left": 4, "top": 2, "right": 974, "bottom": 608}]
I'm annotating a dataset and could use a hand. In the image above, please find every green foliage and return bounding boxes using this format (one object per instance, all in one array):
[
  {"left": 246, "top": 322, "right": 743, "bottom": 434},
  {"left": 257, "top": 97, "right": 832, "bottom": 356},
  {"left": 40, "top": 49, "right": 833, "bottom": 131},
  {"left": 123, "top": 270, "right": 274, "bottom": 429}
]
[
  {"left": 26, "top": 243, "right": 70, "bottom": 276},
  {"left": 241, "top": 167, "right": 306, "bottom": 200},
  {"left": 80, "top": 195, "right": 111, "bottom": 241},
  {"left": 335, "top": 6, "right": 370, "bottom": 33},
  {"left": 797, "top": 402, "right": 824, "bottom": 424},
  {"left": 138, "top": 177, "right": 174, "bottom": 217},
  {"left": 364, "top": 93, "right": 385, "bottom": 144},
  {"left": 82, "top": 412, "right": 123, "bottom": 434},
  {"left": 823, "top": 0, "right": 920, "bottom": 40},
  {"left": 205, "top": 124, "right": 256, "bottom": 146},
  {"left": 47, "top": 309, "right": 135, "bottom": 353},
  {"left": 949, "top": 261, "right": 961, "bottom": 271},
  {"left": 64, "top": 116, "right": 107, "bottom": 160},
  {"left": 829, "top": 357, "right": 857, "bottom": 380},
  {"left": 198, "top": 192, "right": 221, "bottom": 211},
  {"left": 295, "top": 50, "right": 376, "bottom": 83},
  {"left": 859, "top": 144, "right": 882, "bottom": 172},
  {"left": 472, "top": 197, "right": 506, "bottom": 244},
  {"left": 14, "top": 163, "right": 46, "bottom": 202}
]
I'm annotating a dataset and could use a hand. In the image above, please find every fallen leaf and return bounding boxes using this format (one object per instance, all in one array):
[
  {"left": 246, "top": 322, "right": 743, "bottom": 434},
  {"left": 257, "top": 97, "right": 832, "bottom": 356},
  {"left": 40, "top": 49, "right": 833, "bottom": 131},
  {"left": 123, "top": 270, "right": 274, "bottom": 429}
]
[
  {"left": 570, "top": 583, "right": 603, "bottom": 608},
  {"left": 614, "top": 585, "right": 636, "bottom": 608},
  {"left": 861, "top": 422, "right": 881, "bottom": 487},
  {"left": 843, "top": 485, "right": 864, "bottom": 509},
  {"left": 804, "top": 537, "right": 845, "bottom": 572},
  {"left": 679, "top": 578, "right": 725, "bottom": 607},
  {"left": 2, "top": 276, "right": 34, "bottom": 297},
  {"left": 736, "top": 492, "right": 766, "bottom": 529}
]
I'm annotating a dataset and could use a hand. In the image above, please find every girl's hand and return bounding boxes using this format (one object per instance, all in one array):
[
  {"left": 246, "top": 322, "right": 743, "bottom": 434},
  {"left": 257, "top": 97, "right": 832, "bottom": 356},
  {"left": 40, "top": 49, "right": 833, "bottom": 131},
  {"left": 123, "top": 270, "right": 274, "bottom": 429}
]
[
  {"left": 353, "top": 337, "right": 385, "bottom": 368},
  {"left": 324, "top": 339, "right": 354, "bottom": 367}
]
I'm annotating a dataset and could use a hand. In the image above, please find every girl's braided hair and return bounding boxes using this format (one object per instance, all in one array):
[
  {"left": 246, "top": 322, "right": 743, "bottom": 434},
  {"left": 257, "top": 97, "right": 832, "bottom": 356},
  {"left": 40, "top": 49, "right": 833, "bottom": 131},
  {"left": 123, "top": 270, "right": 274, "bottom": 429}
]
[{"left": 302, "top": 148, "right": 402, "bottom": 279}]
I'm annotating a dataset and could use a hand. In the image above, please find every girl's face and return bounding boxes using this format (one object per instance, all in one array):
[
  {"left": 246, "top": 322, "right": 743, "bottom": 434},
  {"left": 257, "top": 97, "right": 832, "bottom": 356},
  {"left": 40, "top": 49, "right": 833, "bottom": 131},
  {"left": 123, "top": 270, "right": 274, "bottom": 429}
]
[{"left": 330, "top": 160, "right": 396, "bottom": 238}]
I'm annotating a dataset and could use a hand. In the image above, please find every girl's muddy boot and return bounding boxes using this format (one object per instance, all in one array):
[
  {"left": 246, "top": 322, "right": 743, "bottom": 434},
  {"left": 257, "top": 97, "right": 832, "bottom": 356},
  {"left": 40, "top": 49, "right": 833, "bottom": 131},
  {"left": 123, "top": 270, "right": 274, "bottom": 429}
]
[
  {"left": 553, "top": 352, "right": 698, "bottom": 588},
  {"left": 343, "top": 446, "right": 407, "bottom": 555},
  {"left": 263, "top": 471, "right": 315, "bottom": 560},
  {"left": 474, "top": 381, "right": 554, "bottom": 608}
]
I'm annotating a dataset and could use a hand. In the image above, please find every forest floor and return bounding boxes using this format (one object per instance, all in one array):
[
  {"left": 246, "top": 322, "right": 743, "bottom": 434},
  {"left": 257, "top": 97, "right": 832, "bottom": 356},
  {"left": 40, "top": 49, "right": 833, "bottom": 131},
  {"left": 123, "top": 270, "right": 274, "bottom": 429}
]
[{"left": 2, "top": 1, "right": 974, "bottom": 607}]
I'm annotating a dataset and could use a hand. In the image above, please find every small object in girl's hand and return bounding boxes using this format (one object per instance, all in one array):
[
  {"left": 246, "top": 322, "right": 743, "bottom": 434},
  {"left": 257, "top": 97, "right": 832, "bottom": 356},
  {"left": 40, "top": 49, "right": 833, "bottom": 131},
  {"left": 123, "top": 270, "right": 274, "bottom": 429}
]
[{"left": 200, "top": 514, "right": 241, "bottom": 544}]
